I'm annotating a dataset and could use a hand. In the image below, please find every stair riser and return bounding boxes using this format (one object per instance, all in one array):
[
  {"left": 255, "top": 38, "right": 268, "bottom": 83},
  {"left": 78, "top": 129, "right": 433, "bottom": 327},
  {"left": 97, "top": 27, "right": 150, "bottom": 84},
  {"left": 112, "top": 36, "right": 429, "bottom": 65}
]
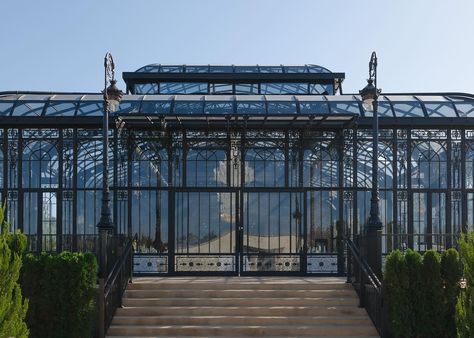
[
  {"left": 128, "top": 283, "right": 351, "bottom": 291},
  {"left": 122, "top": 298, "right": 359, "bottom": 307},
  {"left": 115, "top": 307, "right": 367, "bottom": 317},
  {"left": 124, "top": 290, "right": 356, "bottom": 298},
  {"left": 112, "top": 316, "right": 373, "bottom": 326},
  {"left": 107, "top": 326, "right": 378, "bottom": 336}
]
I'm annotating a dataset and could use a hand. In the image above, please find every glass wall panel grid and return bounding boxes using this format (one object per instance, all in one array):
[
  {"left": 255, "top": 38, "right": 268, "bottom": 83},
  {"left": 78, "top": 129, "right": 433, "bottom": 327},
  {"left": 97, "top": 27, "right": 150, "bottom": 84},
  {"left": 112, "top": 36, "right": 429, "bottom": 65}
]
[
  {"left": 242, "top": 191, "right": 303, "bottom": 274},
  {"left": 174, "top": 191, "right": 237, "bottom": 273}
]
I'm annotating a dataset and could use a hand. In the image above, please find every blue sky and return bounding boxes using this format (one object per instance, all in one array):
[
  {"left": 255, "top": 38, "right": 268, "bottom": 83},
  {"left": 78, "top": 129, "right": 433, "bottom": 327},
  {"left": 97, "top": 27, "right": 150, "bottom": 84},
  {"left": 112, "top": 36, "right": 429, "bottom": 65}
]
[{"left": 1, "top": 0, "right": 473, "bottom": 94}]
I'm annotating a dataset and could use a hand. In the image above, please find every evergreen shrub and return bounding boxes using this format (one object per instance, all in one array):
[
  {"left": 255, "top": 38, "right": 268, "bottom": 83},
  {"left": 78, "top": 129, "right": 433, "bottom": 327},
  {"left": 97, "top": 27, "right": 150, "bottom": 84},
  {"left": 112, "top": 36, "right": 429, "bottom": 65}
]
[
  {"left": 0, "top": 206, "right": 29, "bottom": 338},
  {"left": 384, "top": 248, "right": 462, "bottom": 338},
  {"left": 21, "top": 251, "right": 98, "bottom": 338},
  {"left": 441, "top": 248, "right": 461, "bottom": 337},
  {"left": 456, "top": 232, "right": 474, "bottom": 337}
]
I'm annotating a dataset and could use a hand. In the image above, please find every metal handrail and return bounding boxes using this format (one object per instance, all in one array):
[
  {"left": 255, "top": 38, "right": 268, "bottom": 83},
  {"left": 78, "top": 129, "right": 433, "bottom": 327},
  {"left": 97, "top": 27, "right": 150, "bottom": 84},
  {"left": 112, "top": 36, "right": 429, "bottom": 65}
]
[
  {"left": 98, "top": 233, "right": 138, "bottom": 338},
  {"left": 344, "top": 234, "right": 384, "bottom": 336},
  {"left": 345, "top": 235, "right": 381, "bottom": 291}
]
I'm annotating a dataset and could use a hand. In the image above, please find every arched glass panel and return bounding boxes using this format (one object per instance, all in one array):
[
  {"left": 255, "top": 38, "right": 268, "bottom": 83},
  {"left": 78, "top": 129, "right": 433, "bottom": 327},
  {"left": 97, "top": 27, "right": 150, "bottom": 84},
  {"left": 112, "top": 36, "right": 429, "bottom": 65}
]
[
  {"left": 245, "top": 142, "right": 285, "bottom": 187},
  {"left": 411, "top": 141, "right": 447, "bottom": 189},
  {"left": 186, "top": 145, "right": 227, "bottom": 187},
  {"left": 22, "top": 140, "right": 58, "bottom": 188},
  {"left": 303, "top": 140, "right": 339, "bottom": 188}
]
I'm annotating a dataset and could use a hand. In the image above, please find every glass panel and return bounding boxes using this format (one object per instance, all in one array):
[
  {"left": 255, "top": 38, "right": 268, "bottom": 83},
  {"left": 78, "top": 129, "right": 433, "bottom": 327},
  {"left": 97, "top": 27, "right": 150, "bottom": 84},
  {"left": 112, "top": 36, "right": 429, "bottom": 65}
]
[
  {"left": 392, "top": 102, "right": 425, "bottom": 117},
  {"left": 0, "top": 102, "right": 14, "bottom": 115},
  {"left": 303, "top": 139, "right": 339, "bottom": 188},
  {"left": 299, "top": 101, "right": 330, "bottom": 115},
  {"left": 45, "top": 102, "right": 77, "bottom": 116},
  {"left": 411, "top": 141, "right": 447, "bottom": 189},
  {"left": 244, "top": 192, "right": 303, "bottom": 254},
  {"left": 77, "top": 102, "right": 103, "bottom": 116},
  {"left": 209, "top": 66, "right": 233, "bottom": 73},
  {"left": 329, "top": 101, "right": 361, "bottom": 115},
  {"left": 173, "top": 101, "right": 204, "bottom": 114},
  {"left": 455, "top": 102, "right": 474, "bottom": 117},
  {"left": 307, "top": 190, "right": 338, "bottom": 253},
  {"left": 431, "top": 193, "right": 446, "bottom": 250},
  {"left": 42, "top": 192, "right": 57, "bottom": 252},
  {"left": 186, "top": 148, "right": 227, "bottom": 187},
  {"left": 267, "top": 101, "right": 297, "bottom": 114},
  {"left": 236, "top": 102, "right": 265, "bottom": 114},
  {"left": 116, "top": 101, "right": 141, "bottom": 114},
  {"left": 261, "top": 83, "right": 308, "bottom": 94},
  {"left": 141, "top": 101, "right": 171, "bottom": 114},
  {"left": 160, "top": 66, "right": 183, "bottom": 73},
  {"left": 77, "top": 190, "right": 101, "bottom": 236},
  {"left": 413, "top": 192, "right": 428, "bottom": 251},
  {"left": 159, "top": 82, "right": 207, "bottom": 94},
  {"left": 204, "top": 101, "right": 234, "bottom": 114},
  {"left": 424, "top": 103, "right": 457, "bottom": 117},
  {"left": 23, "top": 192, "right": 38, "bottom": 252},
  {"left": 22, "top": 140, "right": 59, "bottom": 188},
  {"left": 175, "top": 192, "right": 236, "bottom": 254},
  {"left": 210, "top": 83, "right": 233, "bottom": 94},
  {"left": 245, "top": 145, "right": 285, "bottom": 187},
  {"left": 364, "top": 102, "right": 393, "bottom": 117},
  {"left": 12, "top": 102, "right": 45, "bottom": 116},
  {"left": 134, "top": 83, "right": 159, "bottom": 94},
  {"left": 132, "top": 190, "right": 168, "bottom": 253},
  {"left": 309, "top": 84, "right": 333, "bottom": 95},
  {"left": 185, "top": 66, "right": 209, "bottom": 73},
  {"left": 235, "top": 84, "right": 258, "bottom": 94},
  {"left": 258, "top": 66, "right": 283, "bottom": 73}
]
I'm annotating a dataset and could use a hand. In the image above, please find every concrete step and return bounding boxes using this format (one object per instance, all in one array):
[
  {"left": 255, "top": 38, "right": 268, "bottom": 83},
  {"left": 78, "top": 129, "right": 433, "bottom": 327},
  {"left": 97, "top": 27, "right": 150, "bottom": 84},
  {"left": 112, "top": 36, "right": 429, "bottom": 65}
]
[
  {"left": 112, "top": 315, "right": 373, "bottom": 326},
  {"left": 115, "top": 305, "right": 368, "bottom": 317},
  {"left": 107, "top": 324, "right": 379, "bottom": 337},
  {"left": 128, "top": 280, "right": 351, "bottom": 291},
  {"left": 124, "top": 289, "right": 355, "bottom": 298},
  {"left": 122, "top": 296, "right": 359, "bottom": 307}
]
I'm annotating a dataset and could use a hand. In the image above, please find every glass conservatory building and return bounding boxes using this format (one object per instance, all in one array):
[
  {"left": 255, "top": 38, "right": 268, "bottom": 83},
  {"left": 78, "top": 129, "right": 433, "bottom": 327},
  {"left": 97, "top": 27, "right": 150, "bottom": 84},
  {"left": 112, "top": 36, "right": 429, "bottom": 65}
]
[{"left": 1, "top": 63, "right": 474, "bottom": 275}]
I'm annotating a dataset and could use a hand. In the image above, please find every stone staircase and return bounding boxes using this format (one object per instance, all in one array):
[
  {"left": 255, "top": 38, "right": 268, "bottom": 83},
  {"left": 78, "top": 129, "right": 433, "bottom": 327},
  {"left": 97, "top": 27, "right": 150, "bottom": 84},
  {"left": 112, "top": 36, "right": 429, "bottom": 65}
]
[{"left": 107, "top": 277, "right": 379, "bottom": 337}]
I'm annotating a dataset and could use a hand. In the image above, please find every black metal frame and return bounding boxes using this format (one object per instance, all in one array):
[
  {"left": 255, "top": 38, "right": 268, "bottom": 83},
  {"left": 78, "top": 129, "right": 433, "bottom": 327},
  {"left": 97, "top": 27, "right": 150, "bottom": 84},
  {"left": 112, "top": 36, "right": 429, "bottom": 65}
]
[{"left": 3, "top": 119, "right": 473, "bottom": 275}]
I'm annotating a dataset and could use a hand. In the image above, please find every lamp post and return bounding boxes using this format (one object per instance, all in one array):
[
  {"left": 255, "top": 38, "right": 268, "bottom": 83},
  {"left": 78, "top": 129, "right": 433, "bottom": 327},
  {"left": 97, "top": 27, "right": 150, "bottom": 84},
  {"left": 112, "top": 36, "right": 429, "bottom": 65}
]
[
  {"left": 98, "top": 53, "right": 123, "bottom": 278},
  {"left": 359, "top": 51, "right": 383, "bottom": 277}
]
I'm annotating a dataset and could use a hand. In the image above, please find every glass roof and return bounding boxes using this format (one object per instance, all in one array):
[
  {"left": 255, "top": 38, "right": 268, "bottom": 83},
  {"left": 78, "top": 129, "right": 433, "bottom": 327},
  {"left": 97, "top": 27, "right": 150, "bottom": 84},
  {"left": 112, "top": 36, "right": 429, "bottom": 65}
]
[
  {"left": 0, "top": 93, "right": 473, "bottom": 118},
  {"left": 135, "top": 64, "right": 333, "bottom": 74}
]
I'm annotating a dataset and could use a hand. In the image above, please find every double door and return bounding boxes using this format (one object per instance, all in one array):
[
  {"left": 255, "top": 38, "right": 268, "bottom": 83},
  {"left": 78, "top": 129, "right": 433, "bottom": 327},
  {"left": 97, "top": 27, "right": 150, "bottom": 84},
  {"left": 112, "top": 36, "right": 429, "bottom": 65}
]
[{"left": 173, "top": 189, "right": 304, "bottom": 275}]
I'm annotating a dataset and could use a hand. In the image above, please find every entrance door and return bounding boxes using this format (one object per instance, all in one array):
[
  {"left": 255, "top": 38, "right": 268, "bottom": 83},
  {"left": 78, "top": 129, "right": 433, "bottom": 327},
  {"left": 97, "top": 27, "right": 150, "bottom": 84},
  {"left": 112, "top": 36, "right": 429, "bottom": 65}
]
[
  {"left": 241, "top": 191, "right": 304, "bottom": 275},
  {"left": 23, "top": 191, "right": 58, "bottom": 252},
  {"left": 173, "top": 191, "right": 238, "bottom": 274},
  {"left": 412, "top": 192, "right": 447, "bottom": 251}
]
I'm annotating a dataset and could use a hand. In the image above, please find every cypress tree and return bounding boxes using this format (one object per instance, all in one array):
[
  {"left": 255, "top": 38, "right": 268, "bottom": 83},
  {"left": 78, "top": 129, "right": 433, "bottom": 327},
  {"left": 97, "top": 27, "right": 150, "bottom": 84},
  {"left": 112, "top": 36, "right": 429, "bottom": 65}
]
[{"left": 0, "top": 206, "right": 29, "bottom": 337}]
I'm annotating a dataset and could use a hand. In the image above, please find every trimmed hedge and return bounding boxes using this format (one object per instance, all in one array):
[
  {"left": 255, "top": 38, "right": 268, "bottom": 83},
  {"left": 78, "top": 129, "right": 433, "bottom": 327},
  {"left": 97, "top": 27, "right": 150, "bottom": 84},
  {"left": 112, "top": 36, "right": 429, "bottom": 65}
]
[
  {"left": 0, "top": 207, "right": 29, "bottom": 338},
  {"left": 385, "top": 248, "right": 461, "bottom": 338},
  {"left": 20, "top": 251, "right": 98, "bottom": 338},
  {"left": 456, "top": 232, "right": 474, "bottom": 337}
]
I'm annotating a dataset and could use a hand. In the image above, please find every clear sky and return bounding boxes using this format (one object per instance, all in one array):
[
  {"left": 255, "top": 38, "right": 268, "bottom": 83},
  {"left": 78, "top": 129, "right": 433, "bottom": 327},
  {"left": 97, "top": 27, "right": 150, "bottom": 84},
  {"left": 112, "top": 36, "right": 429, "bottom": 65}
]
[{"left": 1, "top": 0, "right": 473, "bottom": 95}]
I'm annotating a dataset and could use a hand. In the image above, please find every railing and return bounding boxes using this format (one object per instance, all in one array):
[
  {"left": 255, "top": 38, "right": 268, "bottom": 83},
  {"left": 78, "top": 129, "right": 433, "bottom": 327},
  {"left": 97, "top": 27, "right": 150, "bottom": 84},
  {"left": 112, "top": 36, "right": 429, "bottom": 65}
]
[
  {"left": 97, "top": 233, "right": 137, "bottom": 338},
  {"left": 344, "top": 234, "right": 384, "bottom": 336}
]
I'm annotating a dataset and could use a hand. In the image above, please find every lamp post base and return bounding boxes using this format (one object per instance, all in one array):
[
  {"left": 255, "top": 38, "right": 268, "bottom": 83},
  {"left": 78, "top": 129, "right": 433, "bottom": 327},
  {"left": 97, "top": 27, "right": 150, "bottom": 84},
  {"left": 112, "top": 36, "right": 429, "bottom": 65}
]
[{"left": 364, "top": 226, "right": 382, "bottom": 278}]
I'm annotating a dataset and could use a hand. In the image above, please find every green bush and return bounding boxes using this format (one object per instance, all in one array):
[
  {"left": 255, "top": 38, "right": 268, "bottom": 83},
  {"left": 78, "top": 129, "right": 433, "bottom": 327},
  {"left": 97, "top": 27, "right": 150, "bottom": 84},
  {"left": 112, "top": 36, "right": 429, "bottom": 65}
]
[
  {"left": 441, "top": 248, "right": 462, "bottom": 338},
  {"left": 0, "top": 206, "right": 29, "bottom": 338},
  {"left": 420, "top": 250, "right": 444, "bottom": 337},
  {"left": 456, "top": 232, "right": 474, "bottom": 337},
  {"left": 384, "top": 250, "right": 410, "bottom": 337},
  {"left": 385, "top": 248, "right": 463, "bottom": 338},
  {"left": 21, "top": 251, "right": 98, "bottom": 338}
]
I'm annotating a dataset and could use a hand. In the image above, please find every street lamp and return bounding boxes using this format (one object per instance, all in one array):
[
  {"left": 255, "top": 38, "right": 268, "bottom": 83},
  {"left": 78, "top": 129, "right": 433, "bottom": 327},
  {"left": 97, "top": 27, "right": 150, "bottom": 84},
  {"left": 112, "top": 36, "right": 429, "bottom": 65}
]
[
  {"left": 359, "top": 51, "right": 383, "bottom": 277},
  {"left": 98, "top": 52, "right": 123, "bottom": 278}
]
